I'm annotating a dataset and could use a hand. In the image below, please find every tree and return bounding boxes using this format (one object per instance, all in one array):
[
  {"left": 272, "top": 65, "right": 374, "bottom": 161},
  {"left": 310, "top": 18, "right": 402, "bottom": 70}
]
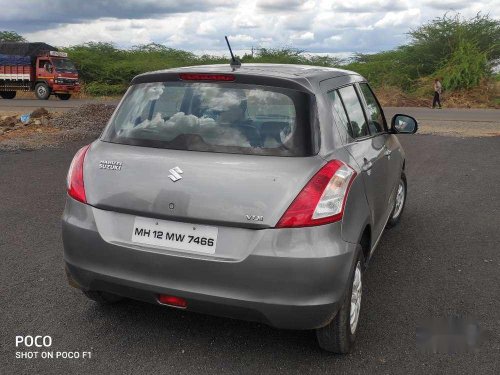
[
  {"left": 348, "top": 13, "right": 499, "bottom": 92},
  {"left": 0, "top": 31, "right": 26, "bottom": 42},
  {"left": 405, "top": 13, "right": 500, "bottom": 77}
]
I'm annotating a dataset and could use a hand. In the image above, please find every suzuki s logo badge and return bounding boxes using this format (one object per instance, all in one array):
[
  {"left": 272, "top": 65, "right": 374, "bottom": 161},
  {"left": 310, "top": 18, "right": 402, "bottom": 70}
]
[{"left": 168, "top": 166, "right": 183, "bottom": 182}]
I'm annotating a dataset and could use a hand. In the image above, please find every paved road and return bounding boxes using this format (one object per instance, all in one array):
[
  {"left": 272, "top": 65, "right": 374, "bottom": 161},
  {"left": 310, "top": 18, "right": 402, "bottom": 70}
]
[
  {"left": 1, "top": 98, "right": 498, "bottom": 123},
  {"left": 384, "top": 107, "right": 499, "bottom": 123},
  {"left": 1, "top": 135, "right": 499, "bottom": 374}
]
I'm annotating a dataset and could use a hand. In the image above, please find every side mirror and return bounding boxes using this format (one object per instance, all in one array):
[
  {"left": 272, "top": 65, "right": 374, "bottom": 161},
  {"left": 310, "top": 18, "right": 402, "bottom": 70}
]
[{"left": 391, "top": 114, "right": 418, "bottom": 134}]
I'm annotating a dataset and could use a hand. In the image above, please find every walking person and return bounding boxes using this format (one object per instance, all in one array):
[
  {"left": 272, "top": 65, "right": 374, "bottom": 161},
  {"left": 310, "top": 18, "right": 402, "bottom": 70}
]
[{"left": 432, "top": 78, "right": 442, "bottom": 109}]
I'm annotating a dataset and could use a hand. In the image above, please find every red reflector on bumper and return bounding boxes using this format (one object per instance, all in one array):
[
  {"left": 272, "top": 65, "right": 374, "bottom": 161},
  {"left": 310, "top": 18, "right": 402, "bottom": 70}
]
[{"left": 158, "top": 294, "right": 187, "bottom": 308}]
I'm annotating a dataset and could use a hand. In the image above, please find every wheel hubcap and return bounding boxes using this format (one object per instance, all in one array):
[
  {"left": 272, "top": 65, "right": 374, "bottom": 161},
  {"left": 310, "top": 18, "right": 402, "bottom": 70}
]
[
  {"left": 350, "top": 262, "right": 362, "bottom": 334},
  {"left": 393, "top": 180, "right": 405, "bottom": 219},
  {"left": 38, "top": 87, "right": 46, "bottom": 96}
]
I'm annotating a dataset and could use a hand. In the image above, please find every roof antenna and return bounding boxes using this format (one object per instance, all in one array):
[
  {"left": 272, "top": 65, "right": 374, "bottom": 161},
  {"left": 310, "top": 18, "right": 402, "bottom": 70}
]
[{"left": 225, "top": 36, "right": 241, "bottom": 70}]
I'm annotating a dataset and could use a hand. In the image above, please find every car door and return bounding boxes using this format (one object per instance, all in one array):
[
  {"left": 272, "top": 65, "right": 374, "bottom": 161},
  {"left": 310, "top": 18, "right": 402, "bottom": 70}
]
[
  {"left": 334, "top": 84, "right": 392, "bottom": 239},
  {"left": 357, "top": 82, "right": 402, "bottom": 216}
]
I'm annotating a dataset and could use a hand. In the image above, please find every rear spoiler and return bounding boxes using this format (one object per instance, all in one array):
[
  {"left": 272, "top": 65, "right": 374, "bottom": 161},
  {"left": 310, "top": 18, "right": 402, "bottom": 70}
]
[{"left": 130, "top": 71, "right": 315, "bottom": 94}]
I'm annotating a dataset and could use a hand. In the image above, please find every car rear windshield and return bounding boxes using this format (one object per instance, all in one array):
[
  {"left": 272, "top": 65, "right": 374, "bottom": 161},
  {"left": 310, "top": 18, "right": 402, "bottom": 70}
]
[{"left": 102, "top": 82, "right": 314, "bottom": 156}]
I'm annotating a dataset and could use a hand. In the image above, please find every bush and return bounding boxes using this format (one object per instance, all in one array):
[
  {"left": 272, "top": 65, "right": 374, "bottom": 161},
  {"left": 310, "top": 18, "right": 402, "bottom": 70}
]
[
  {"left": 437, "top": 39, "right": 488, "bottom": 90},
  {"left": 84, "top": 82, "right": 127, "bottom": 97},
  {"left": 60, "top": 42, "right": 226, "bottom": 93},
  {"left": 345, "top": 50, "right": 414, "bottom": 90}
]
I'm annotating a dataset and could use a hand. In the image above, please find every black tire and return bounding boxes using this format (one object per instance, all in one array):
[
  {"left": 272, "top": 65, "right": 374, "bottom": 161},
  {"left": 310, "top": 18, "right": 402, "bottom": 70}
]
[
  {"left": 83, "top": 290, "right": 123, "bottom": 304},
  {"left": 57, "top": 94, "right": 71, "bottom": 100},
  {"left": 316, "top": 252, "right": 364, "bottom": 353},
  {"left": 386, "top": 172, "right": 407, "bottom": 228},
  {"left": 35, "top": 83, "right": 50, "bottom": 100},
  {"left": 0, "top": 91, "right": 16, "bottom": 99}
]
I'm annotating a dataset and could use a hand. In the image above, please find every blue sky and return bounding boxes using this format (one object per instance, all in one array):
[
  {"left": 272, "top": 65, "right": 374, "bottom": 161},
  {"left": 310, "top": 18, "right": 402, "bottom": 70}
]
[{"left": 0, "top": 0, "right": 498, "bottom": 55}]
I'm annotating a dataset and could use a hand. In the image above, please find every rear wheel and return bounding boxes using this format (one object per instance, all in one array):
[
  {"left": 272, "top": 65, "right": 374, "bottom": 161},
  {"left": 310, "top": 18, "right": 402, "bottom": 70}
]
[
  {"left": 83, "top": 290, "right": 123, "bottom": 304},
  {"left": 386, "top": 172, "right": 407, "bottom": 228},
  {"left": 57, "top": 93, "right": 71, "bottom": 100},
  {"left": 316, "top": 252, "right": 363, "bottom": 353},
  {"left": 0, "top": 91, "right": 16, "bottom": 99},
  {"left": 35, "top": 83, "right": 50, "bottom": 100}
]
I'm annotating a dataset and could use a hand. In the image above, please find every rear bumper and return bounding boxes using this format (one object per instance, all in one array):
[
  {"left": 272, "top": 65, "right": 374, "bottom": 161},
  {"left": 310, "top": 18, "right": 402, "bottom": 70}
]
[{"left": 62, "top": 198, "right": 359, "bottom": 330}]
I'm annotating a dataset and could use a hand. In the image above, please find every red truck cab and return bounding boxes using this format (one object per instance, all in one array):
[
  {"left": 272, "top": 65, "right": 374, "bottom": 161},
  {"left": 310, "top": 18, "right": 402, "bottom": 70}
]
[
  {"left": 34, "top": 51, "right": 80, "bottom": 100},
  {"left": 0, "top": 43, "right": 80, "bottom": 100}
]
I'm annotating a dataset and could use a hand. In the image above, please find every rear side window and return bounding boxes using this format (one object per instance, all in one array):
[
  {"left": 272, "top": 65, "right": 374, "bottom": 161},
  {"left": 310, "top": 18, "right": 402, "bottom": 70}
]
[
  {"left": 359, "top": 83, "right": 385, "bottom": 134},
  {"left": 104, "top": 82, "right": 314, "bottom": 157},
  {"left": 327, "top": 90, "right": 353, "bottom": 138},
  {"left": 337, "top": 86, "right": 368, "bottom": 138}
]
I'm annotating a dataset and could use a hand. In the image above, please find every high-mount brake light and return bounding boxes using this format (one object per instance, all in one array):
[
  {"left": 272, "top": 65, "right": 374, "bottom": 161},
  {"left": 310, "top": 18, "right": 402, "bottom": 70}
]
[
  {"left": 179, "top": 73, "right": 235, "bottom": 81},
  {"left": 276, "top": 160, "right": 356, "bottom": 228},
  {"left": 67, "top": 144, "right": 90, "bottom": 203}
]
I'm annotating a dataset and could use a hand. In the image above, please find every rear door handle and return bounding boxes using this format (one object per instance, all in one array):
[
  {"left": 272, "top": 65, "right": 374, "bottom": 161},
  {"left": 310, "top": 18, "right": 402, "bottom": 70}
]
[{"left": 362, "top": 158, "right": 373, "bottom": 171}]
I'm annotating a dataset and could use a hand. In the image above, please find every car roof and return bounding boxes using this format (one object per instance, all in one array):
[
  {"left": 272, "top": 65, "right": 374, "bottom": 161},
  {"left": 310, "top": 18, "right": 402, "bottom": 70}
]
[
  {"left": 171, "top": 63, "right": 355, "bottom": 79},
  {"left": 132, "top": 63, "right": 363, "bottom": 93}
]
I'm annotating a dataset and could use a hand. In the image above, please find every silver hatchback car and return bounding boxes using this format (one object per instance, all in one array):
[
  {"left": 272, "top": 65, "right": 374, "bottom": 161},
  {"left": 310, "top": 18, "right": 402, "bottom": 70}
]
[{"left": 63, "top": 64, "right": 417, "bottom": 353}]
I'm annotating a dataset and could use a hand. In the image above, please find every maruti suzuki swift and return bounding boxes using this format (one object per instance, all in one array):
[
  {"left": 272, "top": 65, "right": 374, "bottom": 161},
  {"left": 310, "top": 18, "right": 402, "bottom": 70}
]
[{"left": 62, "top": 64, "right": 417, "bottom": 353}]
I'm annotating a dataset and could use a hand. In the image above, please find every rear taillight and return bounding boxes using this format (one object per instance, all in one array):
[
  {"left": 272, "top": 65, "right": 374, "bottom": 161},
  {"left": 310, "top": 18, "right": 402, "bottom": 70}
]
[
  {"left": 276, "top": 160, "right": 356, "bottom": 228},
  {"left": 179, "top": 73, "right": 235, "bottom": 81},
  {"left": 67, "top": 144, "right": 90, "bottom": 203}
]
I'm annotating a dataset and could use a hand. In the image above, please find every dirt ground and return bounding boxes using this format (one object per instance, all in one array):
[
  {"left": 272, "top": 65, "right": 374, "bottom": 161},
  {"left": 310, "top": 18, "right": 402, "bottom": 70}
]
[
  {"left": 0, "top": 104, "right": 115, "bottom": 151},
  {"left": 417, "top": 120, "right": 500, "bottom": 137}
]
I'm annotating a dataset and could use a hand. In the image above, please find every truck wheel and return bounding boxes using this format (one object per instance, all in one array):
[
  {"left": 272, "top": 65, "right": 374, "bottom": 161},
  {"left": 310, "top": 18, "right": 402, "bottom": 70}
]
[
  {"left": 57, "top": 94, "right": 72, "bottom": 100},
  {"left": 316, "top": 252, "right": 364, "bottom": 353},
  {"left": 35, "top": 83, "right": 50, "bottom": 100},
  {"left": 0, "top": 91, "right": 16, "bottom": 99}
]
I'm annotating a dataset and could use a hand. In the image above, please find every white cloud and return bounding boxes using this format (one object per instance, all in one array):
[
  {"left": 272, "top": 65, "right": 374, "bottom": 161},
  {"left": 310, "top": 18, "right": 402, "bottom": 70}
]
[
  {"left": 374, "top": 8, "right": 421, "bottom": 28},
  {"left": 332, "top": 0, "right": 410, "bottom": 13},
  {"left": 256, "top": 0, "right": 308, "bottom": 12},
  {"left": 227, "top": 34, "right": 256, "bottom": 43},
  {"left": 12, "top": 0, "right": 498, "bottom": 55},
  {"left": 327, "top": 35, "right": 342, "bottom": 42},
  {"left": 197, "top": 20, "right": 217, "bottom": 35},
  {"left": 291, "top": 31, "right": 314, "bottom": 41},
  {"left": 421, "top": 0, "right": 471, "bottom": 10}
]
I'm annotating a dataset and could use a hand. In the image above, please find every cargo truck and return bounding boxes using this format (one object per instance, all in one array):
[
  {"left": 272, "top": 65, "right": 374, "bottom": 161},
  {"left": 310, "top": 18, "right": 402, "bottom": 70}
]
[{"left": 0, "top": 42, "right": 80, "bottom": 100}]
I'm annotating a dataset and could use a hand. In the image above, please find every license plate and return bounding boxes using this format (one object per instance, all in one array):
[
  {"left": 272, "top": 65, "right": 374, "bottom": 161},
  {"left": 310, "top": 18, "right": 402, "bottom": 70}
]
[{"left": 131, "top": 217, "right": 218, "bottom": 254}]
